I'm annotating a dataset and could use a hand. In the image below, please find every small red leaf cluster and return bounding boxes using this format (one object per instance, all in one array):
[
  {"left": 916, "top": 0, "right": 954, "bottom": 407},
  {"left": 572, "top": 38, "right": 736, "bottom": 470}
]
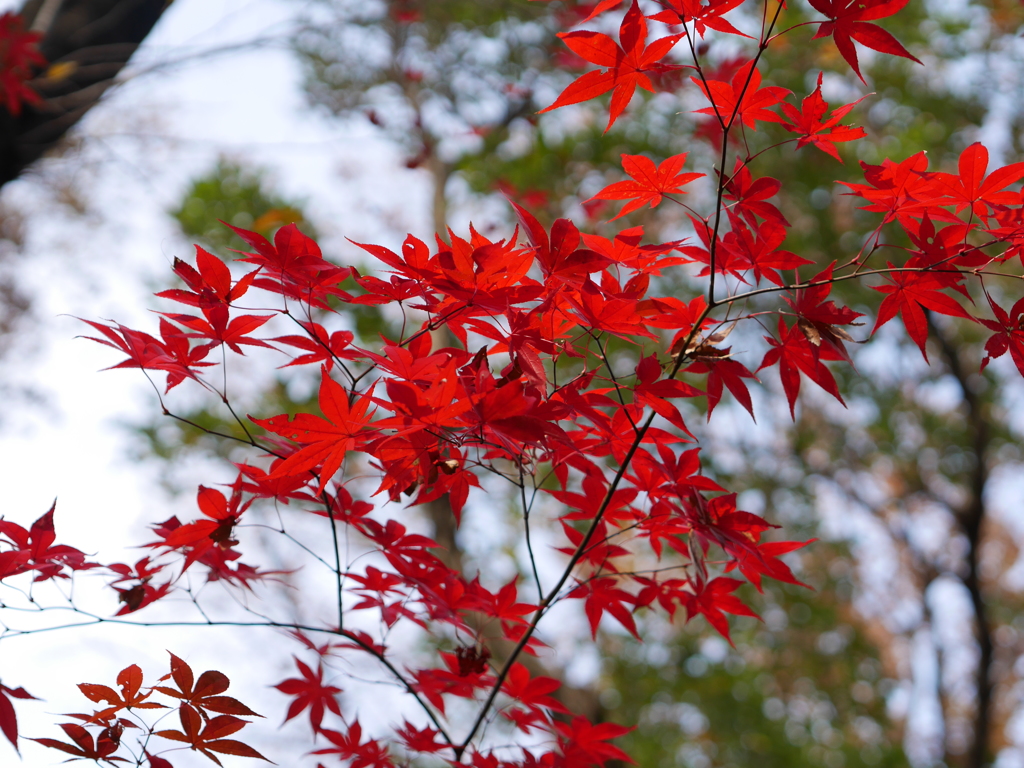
[
  {"left": 31, "top": 654, "right": 268, "bottom": 767},
  {"left": 539, "top": 0, "right": 910, "bottom": 130},
  {"left": 0, "top": 12, "right": 44, "bottom": 116},
  {"left": 539, "top": 1, "right": 684, "bottom": 131},
  {"left": 0, "top": 503, "right": 97, "bottom": 583}
]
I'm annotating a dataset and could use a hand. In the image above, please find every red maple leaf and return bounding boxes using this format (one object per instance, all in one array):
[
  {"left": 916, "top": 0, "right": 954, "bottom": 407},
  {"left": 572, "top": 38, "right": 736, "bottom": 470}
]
[
  {"left": 510, "top": 202, "right": 612, "bottom": 284},
  {"left": 580, "top": 226, "right": 686, "bottom": 276},
  {"left": 871, "top": 267, "right": 974, "bottom": 359},
  {"left": 274, "top": 658, "right": 342, "bottom": 732},
  {"left": 686, "top": 351, "right": 758, "bottom": 419},
  {"left": 236, "top": 462, "right": 317, "bottom": 507},
  {"left": 571, "top": 577, "right": 640, "bottom": 639},
  {"left": 77, "top": 665, "right": 166, "bottom": 722},
  {"left": 554, "top": 716, "right": 634, "bottom": 766},
  {"left": 274, "top": 322, "right": 359, "bottom": 370},
  {"left": 79, "top": 317, "right": 214, "bottom": 392},
  {"left": 0, "top": 682, "right": 36, "bottom": 753},
  {"left": 780, "top": 72, "right": 868, "bottom": 162},
  {"left": 153, "top": 654, "right": 261, "bottom": 718},
  {"left": 784, "top": 263, "right": 864, "bottom": 363},
  {"left": 156, "top": 246, "right": 258, "bottom": 308},
  {"left": 722, "top": 160, "right": 789, "bottom": 228},
  {"left": 983, "top": 204, "right": 1024, "bottom": 264},
  {"left": 759, "top": 317, "right": 847, "bottom": 418},
  {"left": 161, "top": 305, "right": 274, "bottom": 356},
  {"left": 540, "top": 0, "right": 684, "bottom": 130},
  {"left": 0, "top": 503, "right": 96, "bottom": 581},
  {"left": 839, "top": 151, "right": 943, "bottom": 227},
  {"left": 650, "top": 0, "right": 750, "bottom": 39},
  {"left": 31, "top": 722, "right": 128, "bottom": 763},
  {"left": 108, "top": 557, "right": 172, "bottom": 615},
  {"left": 692, "top": 60, "right": 789, "bottom": 131},
  {"left": 927, "top": 142, "right": 1024, "bottom": 220},
  {"left": 154, "top": 704, "right": 269, "bottom": 766},
  {"left": 313, "top": 721, "right": 393, "bottom": 768},
  {"left": 718, "top": 218, "right": 812, "bottom": 286},
  {"left": 632, "top": 353, "right": 701, "bottom": 433},
  {"left": 230, "top": 223, "right": 352, "bottom": 309},
  {"left": 502, "top": 663, "right": 569, "bottom": 723},
  {"left": 564, "top": 277, "right": 658, "bottom": 340},
  {"left": 159, "top": 480, "right": 251, "bottom": 556},
  {"left": 682, "top": 577, "right": 759, "bottom": 645},
  {"left": 585, "top": 153, "right": 704, "bottom": 220},
  {"left": 808, "top": 0, "right": 921, "bottom": 82},
  {"left": 347, "top": 565, "right": 412, "bottom": 627},
  {"left": 980, "top": 293, "right": 1024, "bottom": 377},
  {"left": 549, "top": 471, "right": 637, "bottom": 527},
  {"left": 472, "top": 579, "right": 537, "bottom": 627},
  {"left": 634, "top": 576, "right": 692, "bottom": 618},
  {"left": 252, "top": 368, "right": 377, "bottom": 491},
  {"left": 395, "top": 722, "right": 446, "bottom": 753},
  {"left": 727, "top": 540, "right": 814, "bottom": 591},
  {"left": 145, "top": 751, "right": 174, "bottom": 768}
]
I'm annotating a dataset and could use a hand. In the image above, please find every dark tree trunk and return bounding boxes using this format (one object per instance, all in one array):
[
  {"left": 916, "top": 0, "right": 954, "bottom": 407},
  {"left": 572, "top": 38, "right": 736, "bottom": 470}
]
[
  {"left": 933, "top": 320, "right": 994, "bottom": 768},
  {"left": 0, "top": 0, "right": 169, "bottom": 185}
]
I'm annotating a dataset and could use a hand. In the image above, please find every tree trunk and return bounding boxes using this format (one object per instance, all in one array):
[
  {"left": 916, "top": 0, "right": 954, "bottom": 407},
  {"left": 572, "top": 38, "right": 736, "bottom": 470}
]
[
  {"left": 0, "top": 0, "right": 169, "bottom": 186},
  {"left": 933, "top": 321, "right": 994, "bottom": 768}
]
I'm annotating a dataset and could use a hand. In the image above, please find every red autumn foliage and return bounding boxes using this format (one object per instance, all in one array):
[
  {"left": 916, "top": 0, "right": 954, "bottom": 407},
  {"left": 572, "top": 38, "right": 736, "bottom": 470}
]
[
  {"left": 780, "top": 72, "right": 869, "bottom": 162},
  {"left": 539, "top": 0, "right": 684, "bottom": 130},
  {"left": 0, "top": 12, "right": 44, "bottom": 116},
  {"left": 0, "top": 1, "right": 1020, "bottom": 767},
  {"left": 586, "top": 153, "right": 704, "bottom": 220},
  {"left": 808, "top": 0, "right": 921, "bottom": 82}
]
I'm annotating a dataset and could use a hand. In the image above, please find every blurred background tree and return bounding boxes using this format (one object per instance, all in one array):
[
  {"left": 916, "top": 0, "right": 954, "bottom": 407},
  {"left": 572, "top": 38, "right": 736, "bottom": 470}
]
[
  {"left": 295, "top": 0, "right": 552, "bottom": 233},
  {"left": 137, "top": 1, "right": 1024, "bottom": 766},
  {"left": 171, "top": 156, "right": 314, "bottom": 254}
]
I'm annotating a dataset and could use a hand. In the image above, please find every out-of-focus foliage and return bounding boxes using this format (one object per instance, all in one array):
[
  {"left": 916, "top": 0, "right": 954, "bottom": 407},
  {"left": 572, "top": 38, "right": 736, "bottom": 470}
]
[
  {"left": 295, "top": 0, "right": 551, "bottom": 156},
  {"left": 608, "top": 554, "right": 905, "bottom": 768},
  {"left": 171, "top": 157, "right": 313, "bottom": 254}
]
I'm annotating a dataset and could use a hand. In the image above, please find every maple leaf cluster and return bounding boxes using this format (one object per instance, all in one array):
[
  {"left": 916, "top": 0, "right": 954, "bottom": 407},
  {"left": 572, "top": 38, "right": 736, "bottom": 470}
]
[
  {"left": 30, "top": 655, "right": 267, "bottom": 767},
  {"left": 538, "top": 0, "right": 915, "bottom": 131},
  {"left": 36, "top": 207, "right": 822, "bottom": 765},
  {"left": 26, "top": 144, "right": 1024, "bottom": 768},
  {"left": 0, "top": 503, "right": 99, "bottom": 753}
]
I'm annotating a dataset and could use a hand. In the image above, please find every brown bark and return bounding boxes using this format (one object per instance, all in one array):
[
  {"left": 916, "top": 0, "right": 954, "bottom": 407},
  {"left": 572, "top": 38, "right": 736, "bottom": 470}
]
[
  {"left": 932, "top": 321, "right": 994, "bottom": 768},
  {"left": 0, "top": 0, "right": 169, "bottom": 186}
]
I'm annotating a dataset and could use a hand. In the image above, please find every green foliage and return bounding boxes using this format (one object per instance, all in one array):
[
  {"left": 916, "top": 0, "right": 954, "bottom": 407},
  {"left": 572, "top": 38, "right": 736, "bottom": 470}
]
[
  {"left": 606, "top": 559, "right": 905, "bottom": 768},
  {"left": 296, "top": 0, "right": 551, "bottom": 152},
  {"left": 171, "top": 157, "right": 314, "bottom": 254}
]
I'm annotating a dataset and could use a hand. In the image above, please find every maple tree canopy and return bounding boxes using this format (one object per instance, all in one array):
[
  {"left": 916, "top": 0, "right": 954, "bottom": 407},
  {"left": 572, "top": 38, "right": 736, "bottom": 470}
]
[{"left": 0, "top": 0, "right": 1020, "bottom": 766}]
